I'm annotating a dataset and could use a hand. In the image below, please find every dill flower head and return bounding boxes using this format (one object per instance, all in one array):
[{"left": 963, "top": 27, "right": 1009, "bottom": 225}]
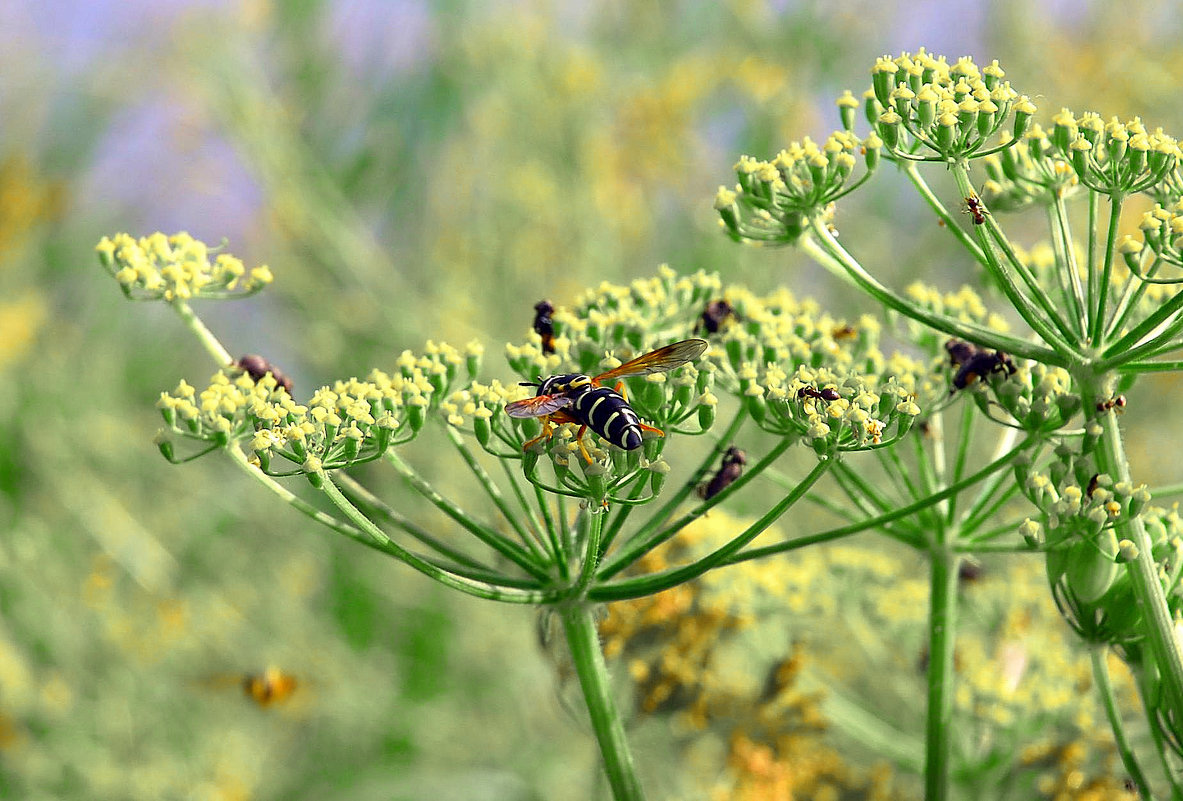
[
  {"left": 96, "top": 232, "right": 273, "bottom": 302},
  {"left": 867, "top": 50, "right": 1034, "bottom": 162},
  {"left": 1049, "top": 111, "right": 1180, "bottom": 196},
  {"left": 716, "top": 130, "right": 880, "bottom": 245}
]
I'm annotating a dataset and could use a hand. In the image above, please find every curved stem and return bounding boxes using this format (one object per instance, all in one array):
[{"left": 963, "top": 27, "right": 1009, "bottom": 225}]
[
  {"left": 559, "top": 602, "right": 646, "bottom": 801},
  {"left": 386, "top": 451, "right": 551, "bottom": 581},
  {"left": 170, "top": 299, "right": 234, "bottom": 365},
  {"left": 591, "top": 456, "right": 833, "bottom": 601},
  {"left": 598, "top": 436, "right": 793, "bottom": 581},
  {"left": 319, "top": 471, "right": 557, "bottom": 604},
  {"left": 904, "top": 163, "right": 986, "bottom": 266},
  {"left": 801, "top": 219, "right": 1064, "bottom": 365},
  {"left": 1091, "top": 646, "right": 1154, "bottom": 800},
  {"left": 725, "top": 436, "right": 1034, "bottom": 565}
]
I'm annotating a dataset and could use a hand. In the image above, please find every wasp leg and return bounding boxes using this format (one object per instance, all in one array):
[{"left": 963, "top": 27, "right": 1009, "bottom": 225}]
[
  {"left": 614, "top": 380, "right": 628, "bottom": 401},
  {"left": 522, "top": 417, "right": 557, "bottom": 451},
  {"left": 638, "top": 421, "right": 665, "bottom": 438},
  {"left": 573, "top": 425, "right": 594, "bottom": 463}
]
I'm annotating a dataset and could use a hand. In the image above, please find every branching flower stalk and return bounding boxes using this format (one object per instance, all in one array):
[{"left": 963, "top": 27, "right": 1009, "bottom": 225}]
[
  {"left": 97, "top": 235, "right": 931, "bottom": 800},
  {"left": 718, "top": 49, "right": 1183, "bottom": 799}
]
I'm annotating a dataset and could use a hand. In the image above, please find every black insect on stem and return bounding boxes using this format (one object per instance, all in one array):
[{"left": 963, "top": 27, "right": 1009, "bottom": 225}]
[
  {"left": 533, "top": 299, "right": 556, "bottom": 355},
  {"left": 963, "top": 194, "right": 987, "bottom": 225},
  {"left": 944, "top": 339, "right": 1015, "bottom": 391},
  {"left": 236, "top": 354, "right": 294, "bottom": 394},
  {"left": 1096, "top": 395, "right": 1126, "bottom": 414},
  {"left": 698, "top": 446, "right": 747, "bottom": 500}
]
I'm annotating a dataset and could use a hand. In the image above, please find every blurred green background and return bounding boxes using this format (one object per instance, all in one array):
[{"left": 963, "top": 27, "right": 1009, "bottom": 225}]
[{"left": 6, "top": 1, "right": 1183, "bottom": 798}]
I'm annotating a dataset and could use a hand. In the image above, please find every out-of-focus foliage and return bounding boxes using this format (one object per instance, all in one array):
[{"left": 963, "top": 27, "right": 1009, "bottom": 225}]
[{"left": 6, "top": 0, "right": 1183, "bottom": 798}]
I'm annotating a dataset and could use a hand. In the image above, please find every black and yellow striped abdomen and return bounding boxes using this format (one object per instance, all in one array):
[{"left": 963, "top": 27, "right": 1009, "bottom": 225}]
[{"left": 570, "top": 386, "right": 644, "bottom": 450}]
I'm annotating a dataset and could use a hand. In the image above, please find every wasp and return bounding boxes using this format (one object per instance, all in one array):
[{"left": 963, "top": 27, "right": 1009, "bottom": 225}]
[
  {"left": 945, "top": 339, "right": 1015, "bottom": 390},
  {"left": 236, "top": 354, "right": 294, "bottom": 394},
  {"left": 242, "top": 666, "right": 299, "bottom": 707},
  {"left": 1096, "top": 395, "right": 1126, "bottom": 414},
  {"left": 532, "top": 299, "right": 556, "bottom": 355},
  {"left": 798, "top": 386, "right": 841, "bottom": 402},
  {"left": 506, "top": 339, "right": 708, "bottom": 462},
  {"left": 695, "top": 299, "right": 736, "bottom": 335},
  {"left": 963, "top": 194, "right": 988, "bottom": 225},
  {"left": 698, "top": 446, "right": 746, "bottom": 500}
]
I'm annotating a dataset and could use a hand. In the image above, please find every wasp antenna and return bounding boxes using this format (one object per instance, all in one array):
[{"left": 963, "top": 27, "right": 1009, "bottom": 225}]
[{"left": 519, "top": 380, "right": 540, "bottom": 387}]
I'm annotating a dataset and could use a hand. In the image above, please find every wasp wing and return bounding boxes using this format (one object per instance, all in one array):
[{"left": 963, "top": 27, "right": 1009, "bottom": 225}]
[
  {"left": 504, "top": 393, "right": 574, "bottom": 418},
  {"left": 595, "top": 338, "right": 708, "bottom": 382}
]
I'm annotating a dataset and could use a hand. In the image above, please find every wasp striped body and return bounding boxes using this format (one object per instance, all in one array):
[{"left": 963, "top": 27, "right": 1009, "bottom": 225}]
[{"left": 506, "top": 339, "right": 707, "bottom": 461}]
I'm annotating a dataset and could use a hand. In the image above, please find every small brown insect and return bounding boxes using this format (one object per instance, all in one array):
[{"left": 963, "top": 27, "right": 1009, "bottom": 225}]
[
  {"left": 963, "top": 194, "right": 987, "bottom": 225},
  {"left": 698, "top": 446, "right": 747, "bottom": 500},
  {"left": 831, "top": 324, "right": 858, "bottom": 341},
  {"left": 1086, "top": 473, "right": 1100, "bottom": 498},
  {"left": 237, "top": 355, "right": 293, "bottom": 394},
  {"left": 944, "top": 339, "right": 1015, "bottom": 391},
  {"left": 242, "top": 667, "right": 299, "bottom": 707},
  {"left": 696, "top": 299, "right": 737, "bottom": 335},
  {"left": 532, "top": 299, "right": 556, "bottom": 355},
  {"left": 1096, "top": 395, "right": 1126, "bottom": 414},
  {"left": 797, "top": 386, "right": 841, "bottom": 402}
]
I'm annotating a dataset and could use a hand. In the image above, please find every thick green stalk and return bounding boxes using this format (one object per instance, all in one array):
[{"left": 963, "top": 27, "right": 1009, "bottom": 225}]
[
  {"left": 559, "top": 602, "right": 646, "bottom": 801},
  {"left": 1091, "top": 646, "right": 1153, "bottom": 800},
  {"left": 1087, "top": 382, "right": 1183, "bottom": 726},
  {"left": 924, "top": 542, "right": 960, "bottom": 801}
]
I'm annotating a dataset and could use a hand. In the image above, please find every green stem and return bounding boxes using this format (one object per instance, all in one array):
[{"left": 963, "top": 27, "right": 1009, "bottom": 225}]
[
  {"left": 170, "top": 299, "right": 233, "bottom": 365},
  {"left": 629, "top": 407, "right": 746, "bottom": 544},
  {"left": 1092, "top": 194, "right": 1124, "bottom": 344},
  {"left": 1091, "top": 646, "right": 1154, "bottom": 800},
  {"left": 445, "top": 427, "right": 549, "bottom": 562},
  {"left": 948, "top": 166, "right": 1079, "bottom": 352},
  {"left": 387, "top": 451, "right": 551, "bottom": 581},
  {"left": 1047, "top": 194, "right": 1087, "bottom": 338},
  {"left": 319, "top": 471, "right": 557, "bottom": 604},
  {"left": 725, "top": 436, "right": 1033, "bottom": 565},
  {"left": 801, "top": 219, "right": 1064, "bottom": 365},
  {"left": 1088, "top": 382, "right": 1183, "bottom": 727},
  {"left": 591, "top": 456, "right": 833, "bottom": 601},
  {"left": 335, "top": 473, "right": 491, "bottom": 570},
  {"left": 904, "top": 163, "right": 986, "bottom": 266},
  {"left": 924, "top": 540, "right": 960, "bottom": 801},
  {"left": 558, "top": 602, "right": 646, "bottom": 801},
  {"left": 598, "top": 436, "right": 793, "bottom": 580}
]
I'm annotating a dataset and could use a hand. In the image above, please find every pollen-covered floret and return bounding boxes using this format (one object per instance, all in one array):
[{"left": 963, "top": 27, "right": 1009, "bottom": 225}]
[{"left": 96, "top": 232, "right": 273, "bottom": 302}]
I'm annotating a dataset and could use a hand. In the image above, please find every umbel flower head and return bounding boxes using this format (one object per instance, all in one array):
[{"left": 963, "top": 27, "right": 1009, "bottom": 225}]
[
  {"left": 866, "top": 50, "right": 1035, "bottom": 163},
  {"left": 96, "top": 232, "right": 273, "bottom": 301},
  {"left": 1048, "top": 110, "right": 1180, "bottom": 197},
  {"left": 155, "top": 341, "right": 479, "bottom": 481},
  {"left": 715, "top": 130, "right": 881, "bottom": 244}
]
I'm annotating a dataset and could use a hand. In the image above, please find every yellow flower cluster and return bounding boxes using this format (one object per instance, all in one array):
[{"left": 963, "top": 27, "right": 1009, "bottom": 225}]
[
  {"left": 716, "top": 131, "right": 879, "bottom": 243},
  {"left": 96, "top": 232, "right": 272, "bottom": 302},
  {"left": 869, "top": 50, "right": 1035, "bottom": 160},
  {"left": 1050, "top": 111, "right": 1180, "bottom": 195}
]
